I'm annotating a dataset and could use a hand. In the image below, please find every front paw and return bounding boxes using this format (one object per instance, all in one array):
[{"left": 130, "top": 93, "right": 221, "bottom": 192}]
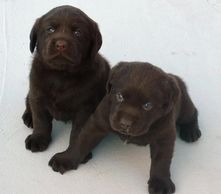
[
  {"left": 49, "top": 152, "right": 79, "bottom": 174},
  {"left": 49, "top": 152, "right": 92, "bottom": 174},
  {"left": 148, "top": 177, "right": 175, "bottom": 194},
  {"left": 25, "top": 133, "right": 51, "bottom": 152}
]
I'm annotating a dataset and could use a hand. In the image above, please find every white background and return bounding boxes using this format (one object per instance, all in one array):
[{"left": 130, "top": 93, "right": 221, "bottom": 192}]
[{"left": 0, "top": 0, "right": 221, "bottom": 194}]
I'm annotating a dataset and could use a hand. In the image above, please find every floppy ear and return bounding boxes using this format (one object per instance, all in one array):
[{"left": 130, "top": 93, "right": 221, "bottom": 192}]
[
  {"left": 106, "top": 68, "right": 114, "bottom": 93},
  {"left": 161, "top": 76, "right": 179, "bottom": 114},
  {"left": 29, "top": 18, "right": 40, "bottom": 53},
  {"left": 90, "top": 22, "right": 102, "bottom": 59},
  {"left": 106, "top": 63, "right": 125, "bottom": 93}
]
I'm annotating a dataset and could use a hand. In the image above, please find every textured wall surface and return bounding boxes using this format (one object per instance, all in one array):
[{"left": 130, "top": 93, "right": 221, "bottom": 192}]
[{"left": 0, "top": 0, "right": 221, "bottom": 194}]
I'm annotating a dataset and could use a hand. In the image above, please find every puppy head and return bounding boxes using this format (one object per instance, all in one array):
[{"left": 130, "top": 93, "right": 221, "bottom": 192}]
[
  {"left": 107, "top": 62, "right": 179, "bottom": 137},
  {"left": 30, "top": 5, "right": 102, "bottom": 71}
]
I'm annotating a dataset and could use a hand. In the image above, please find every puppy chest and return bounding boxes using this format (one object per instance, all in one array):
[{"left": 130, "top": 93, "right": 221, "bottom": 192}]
[
  {"left": 47, "top": 88, "right": 90, "bottom": 121},
  {"left": 47, "top": 101, "right": 72, "bottom": 121},
  {"left": 44, "top": 75, "right": 95, "bottom": 120}
]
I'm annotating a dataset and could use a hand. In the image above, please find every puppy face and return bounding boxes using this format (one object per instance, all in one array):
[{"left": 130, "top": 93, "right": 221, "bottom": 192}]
[
  {"left": 30, "top": 6, "right": 102, "bottom": 71},
  {"left": 107, "top": 62, "right": 178, "bottom": 137}
]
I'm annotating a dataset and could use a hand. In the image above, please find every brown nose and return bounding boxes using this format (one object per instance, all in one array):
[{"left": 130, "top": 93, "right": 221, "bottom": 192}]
[
  {"left": 120, "top": 118, "right": 132, "bottom": 131},
  {"left": 55, "top": 40, "right": 67, "bottom": 52}
]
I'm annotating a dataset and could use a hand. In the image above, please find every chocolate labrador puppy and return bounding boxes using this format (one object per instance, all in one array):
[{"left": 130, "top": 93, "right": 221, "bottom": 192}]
[
  {"left": 49, "top": 62, "right": 201, "bottom": 194},
  {"left": 22, "top": 6, "right": 110, "bottom": 163}
]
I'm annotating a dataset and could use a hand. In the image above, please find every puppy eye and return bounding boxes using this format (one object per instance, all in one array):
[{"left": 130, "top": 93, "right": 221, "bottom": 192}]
[
  {"left": 116, "top": 92, "right": 124, "bottom": 103},
  {"left": 73, "top": 29, "right": 81, "bottom": 37},
  {"left": 143, "top": 102, "right": 153, "bottom": 111},
  {"left": 47, "top": 26, "right": 55, "bottom": 33}
]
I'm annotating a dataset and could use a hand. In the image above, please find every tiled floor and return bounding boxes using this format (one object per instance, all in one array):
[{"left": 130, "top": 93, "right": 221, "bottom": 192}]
[{"left": 0, "top": 0, "right": 221, "bottom": 194}]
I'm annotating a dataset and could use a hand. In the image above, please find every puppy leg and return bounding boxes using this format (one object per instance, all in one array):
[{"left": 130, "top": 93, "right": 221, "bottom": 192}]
[
  {"left": 71, "top": 108, "right": 95, "bottom": 164},
  {"left": 49, "top": 107, "right": 95, "bottom": 173},
  {"left": 148, "top": 137, "right": 175, "bottom": 194},
  {"left": 22, "top": 94, "right": 33, "bottom": 128},
  {"left": 25, "top": 100, "right": 52, "bottom": 152},
  {"left": 49, "top": 115, "right": 109, "bottom": 174},
  {"left": 71, "top": 106, "right": 96, "bottom": 139},
  {"left": 174, "top": 75, "right": 201, "bottom": 142},
  {"left": 179, "top": 109, "right": 201, "bottom": 142}
]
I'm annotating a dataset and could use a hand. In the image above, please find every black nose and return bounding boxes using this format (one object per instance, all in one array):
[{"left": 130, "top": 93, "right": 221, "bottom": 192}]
[
  {"left": 55, "top": 40, "right": 67, "bottom": 52},
  {"left": 120, "top": 118, "right": 132, "bottom": 130}
]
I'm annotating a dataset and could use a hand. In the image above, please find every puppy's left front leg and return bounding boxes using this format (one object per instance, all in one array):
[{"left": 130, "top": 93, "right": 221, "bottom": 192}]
[
  {"left": 148, "top": 137, "right": 176, "bottom": 194},
  {"left": 49, "top": 115, "right": 109, "bottom": 174},
  {"left": 25, "top": 100, "right": 52, "bottom": 152},
  {"left": 49, "top": 96, "right": 110, "bottom": 174}
]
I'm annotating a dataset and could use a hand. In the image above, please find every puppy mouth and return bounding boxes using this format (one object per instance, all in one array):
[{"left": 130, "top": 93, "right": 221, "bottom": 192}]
[
  {"left": 47, "top": 53, "right": 75, "bottom": 64},
  {"left": 110, "top": 123, "right": 146, "bottom": 137}
]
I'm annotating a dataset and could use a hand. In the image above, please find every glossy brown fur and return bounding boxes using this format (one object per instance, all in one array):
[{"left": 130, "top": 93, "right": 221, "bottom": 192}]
[
  {"left": 49, "top": 62, "right": 201, "bottom": 194},
  {"left": 22, "top": 6, "right": 110, "bottom": 162}
]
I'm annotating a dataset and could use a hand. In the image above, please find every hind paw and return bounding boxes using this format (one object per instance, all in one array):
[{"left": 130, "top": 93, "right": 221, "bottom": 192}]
[{"left": 180, "top": 127, "right": 201, "bottom": 142}]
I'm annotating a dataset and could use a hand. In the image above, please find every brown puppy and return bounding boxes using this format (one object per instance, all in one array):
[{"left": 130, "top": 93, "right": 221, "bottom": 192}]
[
  {"left": 49, "top": 62, "right": 201, "bottom": 194},
  {"left": 22, "top": 6, "right": 110, "bottom": 163}
]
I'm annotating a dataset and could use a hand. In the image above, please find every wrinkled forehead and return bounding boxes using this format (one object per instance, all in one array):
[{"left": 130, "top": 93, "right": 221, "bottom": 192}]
[
  {"left": 120, "top": 87, "right": 150, "bottom": 103},
  {"left": 120, "top": 80, "right": 162, "bottom": 99},
  {"left": 115, "top": 66, "right": 160, "bottom": 88},
  {"left": 114, "top": 66, "right": 166, "bottom": 102}
]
